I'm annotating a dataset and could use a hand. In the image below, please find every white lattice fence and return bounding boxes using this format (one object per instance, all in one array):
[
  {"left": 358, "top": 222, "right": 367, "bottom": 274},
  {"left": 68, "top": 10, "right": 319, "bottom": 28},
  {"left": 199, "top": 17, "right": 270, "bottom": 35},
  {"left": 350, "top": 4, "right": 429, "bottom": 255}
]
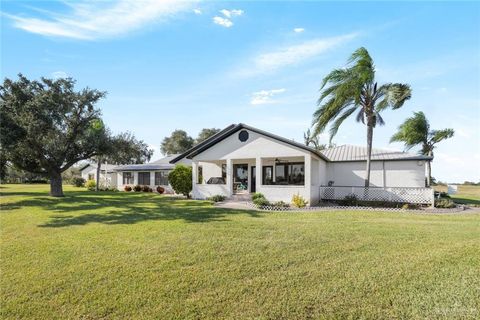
[{"left": 319, "top": 186, "right": 434, "bottom": 205}]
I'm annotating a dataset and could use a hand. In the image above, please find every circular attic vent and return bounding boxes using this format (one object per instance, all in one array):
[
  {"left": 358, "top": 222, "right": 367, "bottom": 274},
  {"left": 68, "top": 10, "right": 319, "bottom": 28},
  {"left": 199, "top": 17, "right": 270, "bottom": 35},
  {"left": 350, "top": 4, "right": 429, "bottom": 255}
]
[{"left": 238, "top": 130, "right": 249, "bottom": 142}]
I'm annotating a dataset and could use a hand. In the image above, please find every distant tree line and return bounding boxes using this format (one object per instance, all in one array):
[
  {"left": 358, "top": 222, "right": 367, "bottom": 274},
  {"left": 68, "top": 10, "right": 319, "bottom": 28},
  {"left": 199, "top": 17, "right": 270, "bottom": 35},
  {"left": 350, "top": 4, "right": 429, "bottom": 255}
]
[{"left": 160, "top": 128, "right": 220, "bottom": 155}]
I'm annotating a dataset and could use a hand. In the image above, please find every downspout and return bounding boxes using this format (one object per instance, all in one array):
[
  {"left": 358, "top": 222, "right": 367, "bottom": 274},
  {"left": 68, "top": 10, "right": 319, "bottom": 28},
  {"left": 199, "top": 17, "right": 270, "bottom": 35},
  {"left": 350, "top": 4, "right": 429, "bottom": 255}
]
[{"left": 382, "top": 161, "right": 386, "bottom": 188}]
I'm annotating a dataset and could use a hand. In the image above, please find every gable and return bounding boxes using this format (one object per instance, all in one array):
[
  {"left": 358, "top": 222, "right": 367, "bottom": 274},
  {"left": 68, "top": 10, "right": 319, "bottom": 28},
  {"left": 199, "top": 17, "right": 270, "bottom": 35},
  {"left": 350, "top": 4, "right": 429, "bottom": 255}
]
[{"left": 192, "top": 129, "right": 310, "bottom": 161}]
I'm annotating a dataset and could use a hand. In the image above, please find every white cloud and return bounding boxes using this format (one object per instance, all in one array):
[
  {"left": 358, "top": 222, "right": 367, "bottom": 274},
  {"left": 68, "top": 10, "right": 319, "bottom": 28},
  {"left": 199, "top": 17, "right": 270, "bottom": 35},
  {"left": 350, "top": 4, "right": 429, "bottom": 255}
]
[
  {"left": 220, "top": 9, "right": 243, "bottom": 18},
  {"left": 250, "top": 88, "right": 286, "bottom": 105},
  {"left": 5, "top": 0, "right": 195, "bottom": 40},
  {"left": 51, "top": 71, "right": 68, "bottom": 79},
  {"left": 193, "top": 8, "right": 202, "bottom": 15},
  {"left": 241, "top": 33, "right": 358, "bottom": 76},
  {"left": 293, "top": 27, "right": 305, "bottom": 33},
  {"left": 213, "top": 16, "right": 233, "bottom": 28}
]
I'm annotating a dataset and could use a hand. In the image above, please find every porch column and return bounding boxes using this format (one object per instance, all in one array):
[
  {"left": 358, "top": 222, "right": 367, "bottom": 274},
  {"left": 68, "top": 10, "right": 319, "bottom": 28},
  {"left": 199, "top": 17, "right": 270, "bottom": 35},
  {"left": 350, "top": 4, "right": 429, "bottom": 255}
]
[
  {"left": 226, "top": 158, "right": 233, "bottom": 197},
  {"left": 255, "top": 157, "right": 262, "bottom": 193},
  {"left": 192, "top": 161, "right": 198, "bottom": 198},
  {"left": 305, "top": 154, "right": 312, "bottom": 205}
]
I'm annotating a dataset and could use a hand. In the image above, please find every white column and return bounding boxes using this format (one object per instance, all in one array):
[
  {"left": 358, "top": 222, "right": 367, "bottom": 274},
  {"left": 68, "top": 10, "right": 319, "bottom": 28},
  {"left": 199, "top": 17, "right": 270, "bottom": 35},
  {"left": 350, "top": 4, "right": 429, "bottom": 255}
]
[
  {"left": 255, "top": 157, "right": 262, "bottom": 193},
  {"left": 192, "top": 161, "right": 198, "bottom": 198},
  {"left": 150, "top": 171, "right": 155, "bottom": 187},
  {"left": 226, "top": 158, "right": 233, "bottom": 197},
  {"left": 134, "top": 172, "right": 139, "bottom": 185},
  {"left": 304, "top": 154, "right": 312, "bottom": 206}
]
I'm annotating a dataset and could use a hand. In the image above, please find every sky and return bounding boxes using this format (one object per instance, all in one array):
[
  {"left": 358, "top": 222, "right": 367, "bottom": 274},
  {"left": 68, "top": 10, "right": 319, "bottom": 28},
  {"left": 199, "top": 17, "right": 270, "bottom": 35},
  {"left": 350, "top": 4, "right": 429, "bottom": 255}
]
[{"left": 1, "top": 0, "right": 479, "bottom": 183}]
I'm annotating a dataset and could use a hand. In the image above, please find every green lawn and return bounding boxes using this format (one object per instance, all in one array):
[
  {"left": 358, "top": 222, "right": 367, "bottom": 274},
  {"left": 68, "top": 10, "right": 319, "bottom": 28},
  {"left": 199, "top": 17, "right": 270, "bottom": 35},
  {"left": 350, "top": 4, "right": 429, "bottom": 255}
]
[
  {"left": 1, "top": 184, "right": 479, "bottom": 319},
  {"left": 435, "top": 185, "right": 480, "bottom": 206}
]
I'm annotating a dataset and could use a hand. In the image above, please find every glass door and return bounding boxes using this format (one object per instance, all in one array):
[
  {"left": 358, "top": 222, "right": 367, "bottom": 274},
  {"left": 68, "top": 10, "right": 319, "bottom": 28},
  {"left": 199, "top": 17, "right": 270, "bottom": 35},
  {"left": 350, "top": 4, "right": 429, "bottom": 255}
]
[{"left": 233, "top": 164, "right": 248, "bottom": 193}]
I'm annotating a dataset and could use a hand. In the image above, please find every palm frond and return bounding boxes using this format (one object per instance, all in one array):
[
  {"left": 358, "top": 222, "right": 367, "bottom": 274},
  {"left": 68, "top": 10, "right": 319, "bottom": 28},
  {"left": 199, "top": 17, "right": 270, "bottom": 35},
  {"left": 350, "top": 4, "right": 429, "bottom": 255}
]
[
  {"left": 430, "top": 128, "right": 454, "bottom": 144},
  {"left": 355, "top": 108, "right": 365, "bottom": 124},
  {"left": 376, "top": 83, "right": 412, "bottom": 111},
  {"left": 328, "top": 106, "right": 358, "bottom": 141}
]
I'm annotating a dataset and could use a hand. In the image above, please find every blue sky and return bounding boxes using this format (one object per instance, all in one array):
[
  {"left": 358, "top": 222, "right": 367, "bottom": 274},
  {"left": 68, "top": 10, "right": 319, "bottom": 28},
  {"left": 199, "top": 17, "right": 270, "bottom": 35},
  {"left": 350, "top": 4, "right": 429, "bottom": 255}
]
[{"left": 1, "top": 0, "right": 479, "bottom": 183}]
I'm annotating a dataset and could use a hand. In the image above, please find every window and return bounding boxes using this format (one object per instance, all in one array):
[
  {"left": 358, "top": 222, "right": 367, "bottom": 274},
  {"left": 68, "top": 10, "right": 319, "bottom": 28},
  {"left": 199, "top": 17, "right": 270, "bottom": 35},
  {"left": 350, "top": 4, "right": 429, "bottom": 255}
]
[
  {"left": 138, "top": 172, "right": 150, "bottom": 185},
  {"left": 155, "top": 171, "right": 169, "bottom": 185},
  {"left": 197, "top": 166, "right": 203, "bottom": 184},
  {"left": 122, "top": 172, "right": 134, "bottom": 184},
  {"left": 273, "top": 163, "right": 305, "bottom": 185},
  {"left": 88, "top": 173, "right": 94, "bottom": 181},
  {"left": 221, "top": 164, "right": 226, "bottom": 179},
  {"left": 262, "top": 166, "right": 273, "bottom": 185}
]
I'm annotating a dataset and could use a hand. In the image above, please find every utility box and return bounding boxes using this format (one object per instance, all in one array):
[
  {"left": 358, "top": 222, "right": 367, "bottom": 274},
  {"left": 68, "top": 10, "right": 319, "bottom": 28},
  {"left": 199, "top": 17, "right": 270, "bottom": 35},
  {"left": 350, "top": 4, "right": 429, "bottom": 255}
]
[{"left": 447, "top": 185, "right": 458, "bottom": 195}]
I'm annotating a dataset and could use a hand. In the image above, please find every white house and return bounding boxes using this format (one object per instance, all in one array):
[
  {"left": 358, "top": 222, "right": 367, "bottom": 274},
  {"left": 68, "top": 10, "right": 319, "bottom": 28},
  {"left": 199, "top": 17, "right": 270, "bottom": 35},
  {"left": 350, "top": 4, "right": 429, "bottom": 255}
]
[
  {"left": 112, "top": 154, "right": 191, "bottom": 192},
  {"left": 79, "top": 163, "right": 117, "bottom": 187},
  {"left": 170, "top": 123, "right": 433, "bottom": 205}
]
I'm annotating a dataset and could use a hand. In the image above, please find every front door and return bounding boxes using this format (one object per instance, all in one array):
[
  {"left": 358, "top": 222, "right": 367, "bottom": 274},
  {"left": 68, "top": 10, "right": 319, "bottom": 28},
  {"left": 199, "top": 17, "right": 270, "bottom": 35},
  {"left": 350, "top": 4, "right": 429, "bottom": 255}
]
[
  {"left": 251, "top": 166, "right": 256, "bottom": 193},
  {"left": 233, "top": 164, "right": 248, "bottom": 193}
]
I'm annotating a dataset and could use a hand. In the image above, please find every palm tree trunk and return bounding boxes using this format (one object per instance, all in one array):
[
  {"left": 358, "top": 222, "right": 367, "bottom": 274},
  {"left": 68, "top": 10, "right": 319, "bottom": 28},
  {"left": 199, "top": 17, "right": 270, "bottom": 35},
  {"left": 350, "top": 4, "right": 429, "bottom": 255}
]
[
  {"left": 426, "top": 161, "right": 431, "bottom": 187},
  {"left": 364, "top": 122, "right": 374, "bottom": 187},
  {"left": 426, "top": 150, "right": 433, "bottom": 187},
  {"left": 96, "top": 158, "right": 101, "bottom": 192}
]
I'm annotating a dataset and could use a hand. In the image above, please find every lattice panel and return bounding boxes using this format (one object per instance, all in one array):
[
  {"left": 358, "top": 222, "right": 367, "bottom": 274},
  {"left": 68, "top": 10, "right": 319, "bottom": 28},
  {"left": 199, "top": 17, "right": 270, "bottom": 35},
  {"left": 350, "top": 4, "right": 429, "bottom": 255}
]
[{"left": 320, "top": 186, "right": 434, "bottom": 204}]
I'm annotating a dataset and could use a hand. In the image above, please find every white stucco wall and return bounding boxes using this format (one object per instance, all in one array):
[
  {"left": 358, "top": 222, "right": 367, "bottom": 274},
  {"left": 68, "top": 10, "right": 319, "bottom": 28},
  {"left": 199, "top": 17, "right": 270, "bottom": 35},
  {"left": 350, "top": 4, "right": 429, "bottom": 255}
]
[
  {"left": 80, "top": 166, "right": 96, "bottom": 181},
  {"left": 384, "top": 161, "right": 426, "bottom": 187},
  {"left": 115, "top": 170, "right": 174, "bottom": 193},
  {"left": 325, "top": 160, "right": 426, "bottom": 188}
]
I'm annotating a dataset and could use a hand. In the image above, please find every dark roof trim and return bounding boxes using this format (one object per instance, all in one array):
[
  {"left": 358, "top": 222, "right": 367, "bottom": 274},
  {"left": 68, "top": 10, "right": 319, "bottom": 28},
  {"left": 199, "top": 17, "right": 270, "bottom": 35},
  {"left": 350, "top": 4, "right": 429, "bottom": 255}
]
[
  {"left": 170, "top": 123, "right": 329, "bottom": 163},
  {"left": 79, "top": 164, "right": 91, "bottom": 171},
  {"left": 169, "top": 124, "right": 237, "bottom": 163}
]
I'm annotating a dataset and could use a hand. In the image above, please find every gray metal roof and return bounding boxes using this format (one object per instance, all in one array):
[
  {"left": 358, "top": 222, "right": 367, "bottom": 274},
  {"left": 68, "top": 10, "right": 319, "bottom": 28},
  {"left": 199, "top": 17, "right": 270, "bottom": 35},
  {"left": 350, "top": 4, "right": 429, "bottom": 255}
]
[
  {"left": 320, "top": 145, "right": 432, "bottom": 162},
  {"left": 79, "top": 163, "right": 117, "bottom": 172},
  {"left": 113, "top": 154, "right": 188, "bottom": 171}
]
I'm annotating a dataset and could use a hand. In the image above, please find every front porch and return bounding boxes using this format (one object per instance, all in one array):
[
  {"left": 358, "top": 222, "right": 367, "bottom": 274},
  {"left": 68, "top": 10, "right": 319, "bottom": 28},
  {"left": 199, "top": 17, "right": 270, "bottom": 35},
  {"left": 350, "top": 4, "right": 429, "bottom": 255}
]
[{"left": 191, "top": 155, "right": 315, "bottom": 204}]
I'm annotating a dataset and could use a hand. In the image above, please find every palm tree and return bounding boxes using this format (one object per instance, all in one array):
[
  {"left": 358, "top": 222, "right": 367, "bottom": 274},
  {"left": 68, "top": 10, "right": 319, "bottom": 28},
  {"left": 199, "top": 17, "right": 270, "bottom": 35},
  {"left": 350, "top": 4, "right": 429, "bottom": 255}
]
[
  {"left": 313, "top": 47, "right": 412, "bottom": 187},
  {"left": 390, "top": 111, "right": 454, "bottom": 187}
]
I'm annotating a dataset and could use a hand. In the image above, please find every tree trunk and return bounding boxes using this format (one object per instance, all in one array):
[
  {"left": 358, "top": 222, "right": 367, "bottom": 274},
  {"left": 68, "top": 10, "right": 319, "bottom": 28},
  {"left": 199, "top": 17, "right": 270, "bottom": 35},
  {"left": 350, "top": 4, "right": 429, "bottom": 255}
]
[
  {"left": 364, "top": 122, "right": 374, "bottom": 187},
  {"left": 50, "top": 171, "right": 64, "bottom": 197},
  {"left": 96, "top": 158, "right": 101, "bottom": 191}
]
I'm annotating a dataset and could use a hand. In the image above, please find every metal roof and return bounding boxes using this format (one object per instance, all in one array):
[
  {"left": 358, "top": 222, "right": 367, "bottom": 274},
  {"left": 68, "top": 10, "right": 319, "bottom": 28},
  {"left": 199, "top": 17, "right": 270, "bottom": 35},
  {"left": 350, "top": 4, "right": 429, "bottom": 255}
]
[
  {"left": 320, "top": 145, "right": 432, "bottom": 162},
  {"left": 113, "top": 154, "right": 189, "bottom": 171},
  {"left": 79, "top": 163, "right": 117, "bottom": 172}
]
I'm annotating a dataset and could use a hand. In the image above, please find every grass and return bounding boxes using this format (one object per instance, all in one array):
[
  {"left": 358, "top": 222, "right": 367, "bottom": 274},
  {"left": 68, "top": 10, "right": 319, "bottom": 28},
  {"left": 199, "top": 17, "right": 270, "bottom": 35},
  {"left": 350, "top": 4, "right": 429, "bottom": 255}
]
[
  {"left": 1, "top": 184, "right": 480, "bottom": 319},
  {"left": 434, "top": 185, "right": 480, "bottom": 206}
]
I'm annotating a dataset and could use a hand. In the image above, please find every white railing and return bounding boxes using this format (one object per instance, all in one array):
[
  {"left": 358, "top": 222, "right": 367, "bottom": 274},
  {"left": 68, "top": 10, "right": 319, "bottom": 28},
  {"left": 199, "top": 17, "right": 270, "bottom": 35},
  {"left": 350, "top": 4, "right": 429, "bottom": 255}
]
[{"left": 319, "top": 186, "right": 434, "bottom": 205}]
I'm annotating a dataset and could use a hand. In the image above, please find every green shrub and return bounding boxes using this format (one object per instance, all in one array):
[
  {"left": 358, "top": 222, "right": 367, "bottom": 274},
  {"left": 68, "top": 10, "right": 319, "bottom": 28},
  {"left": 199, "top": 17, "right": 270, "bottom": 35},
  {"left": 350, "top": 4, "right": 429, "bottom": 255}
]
[
  {"left": 124, "top": 185, "right": 132, "bottom": 192},
  {"left": 434, "top": 191, "right": 450, "bottom": 198},
  {"left": 342, "top": 194, "right": 359, "bottom": 206},
  {"left": 207, "top": 195, "right": 226, "bottom": 202},
  {"left": 291, "top": 193, "right": 308, "bottom": 208},
  {"left": 168, "top": 164, "right": 192, "bottom": 198},
  {"left": 435, "top": 198, "right": 456, "bottom": 208},
  {"left": 133, "top": 185, "right": 142, "bottom": 192},
  {"left": 253, "top": 197, "right": 270, "bottom": 207},
  {"left": 271, "top": 201, "right": 290, "bottom": 208},
  {"left": 252, "top": 192, "right": 265, "bottom": 201},
  {"left": 72, "top": 177, "right": 85, "bottom": 187},
  {"left": 85, "top": 180, "right": 96, "bottom": 191}
]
